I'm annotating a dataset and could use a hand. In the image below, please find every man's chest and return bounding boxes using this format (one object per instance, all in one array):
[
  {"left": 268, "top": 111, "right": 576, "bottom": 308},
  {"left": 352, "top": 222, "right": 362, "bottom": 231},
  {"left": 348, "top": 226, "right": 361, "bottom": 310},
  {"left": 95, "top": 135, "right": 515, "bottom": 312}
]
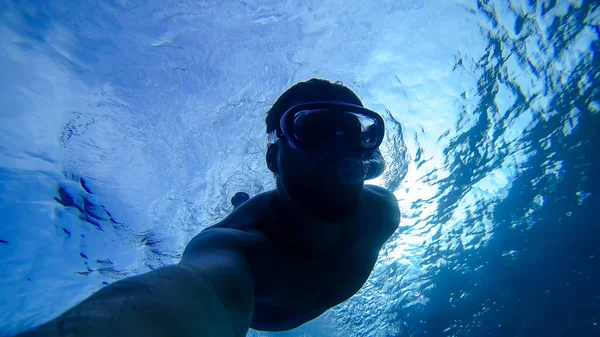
[{"left": 255, "top": 215, "right": 381, "bottom": 309}]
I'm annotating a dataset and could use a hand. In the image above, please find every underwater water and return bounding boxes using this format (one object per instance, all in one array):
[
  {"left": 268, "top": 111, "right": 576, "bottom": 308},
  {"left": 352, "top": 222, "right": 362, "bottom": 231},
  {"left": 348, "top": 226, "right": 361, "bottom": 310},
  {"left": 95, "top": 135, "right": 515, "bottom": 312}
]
[{"left": 0, "top": 0, "right": 598, "bottom": 336}]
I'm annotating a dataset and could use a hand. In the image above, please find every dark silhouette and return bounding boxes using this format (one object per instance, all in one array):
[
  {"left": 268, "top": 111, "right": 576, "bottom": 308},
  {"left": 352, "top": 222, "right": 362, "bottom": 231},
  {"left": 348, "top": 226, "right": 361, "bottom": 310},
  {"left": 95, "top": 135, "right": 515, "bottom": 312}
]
[{"left": 18, "top": 79, "right": 400, "bottom": 337}]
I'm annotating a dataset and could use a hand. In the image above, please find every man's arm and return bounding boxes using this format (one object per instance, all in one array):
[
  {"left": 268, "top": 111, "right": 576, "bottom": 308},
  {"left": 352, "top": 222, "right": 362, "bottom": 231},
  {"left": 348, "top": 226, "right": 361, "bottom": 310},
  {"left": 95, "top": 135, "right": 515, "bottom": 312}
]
[{"left": 17, "top": 228, "right": 261, "bottom": 337}]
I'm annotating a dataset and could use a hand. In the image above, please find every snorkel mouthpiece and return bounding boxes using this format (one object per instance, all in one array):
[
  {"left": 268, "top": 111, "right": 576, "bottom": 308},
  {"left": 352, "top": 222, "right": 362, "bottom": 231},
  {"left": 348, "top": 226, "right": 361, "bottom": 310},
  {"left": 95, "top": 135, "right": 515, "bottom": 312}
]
[
  {"left": 337, "top": 150, "right": 386, "bottom": 184},
  {"left": 362, "top": 149, "right": 385, "bottom": 180}
]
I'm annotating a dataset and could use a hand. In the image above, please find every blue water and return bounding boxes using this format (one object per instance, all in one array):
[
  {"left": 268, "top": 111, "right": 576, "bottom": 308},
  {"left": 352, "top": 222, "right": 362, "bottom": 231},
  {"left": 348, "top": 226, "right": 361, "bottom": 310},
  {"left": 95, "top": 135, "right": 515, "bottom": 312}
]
[{"left": 0, "top": 0, "right": 598, "bottom": 336}]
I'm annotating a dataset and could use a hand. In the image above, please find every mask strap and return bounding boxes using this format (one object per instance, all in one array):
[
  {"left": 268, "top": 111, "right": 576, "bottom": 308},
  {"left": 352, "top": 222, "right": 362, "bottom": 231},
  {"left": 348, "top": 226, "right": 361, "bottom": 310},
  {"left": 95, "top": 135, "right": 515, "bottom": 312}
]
[{"left": 267, "top": 130, "right": 279, "bottom": 146}]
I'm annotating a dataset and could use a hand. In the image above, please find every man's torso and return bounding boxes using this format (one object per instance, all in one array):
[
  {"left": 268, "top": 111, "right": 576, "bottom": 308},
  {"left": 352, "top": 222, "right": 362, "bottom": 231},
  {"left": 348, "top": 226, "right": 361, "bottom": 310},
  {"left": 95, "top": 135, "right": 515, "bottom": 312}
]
[{"left": 204, "top": 186, "right": 399, "bottom": 331}]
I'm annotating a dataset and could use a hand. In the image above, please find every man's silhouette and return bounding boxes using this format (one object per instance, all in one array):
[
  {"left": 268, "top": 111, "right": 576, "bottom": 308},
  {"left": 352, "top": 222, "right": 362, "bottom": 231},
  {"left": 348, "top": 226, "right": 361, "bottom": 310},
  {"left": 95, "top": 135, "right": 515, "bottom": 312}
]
[{"left": 18, "top": 79, "right": 400, "bottom": 337}]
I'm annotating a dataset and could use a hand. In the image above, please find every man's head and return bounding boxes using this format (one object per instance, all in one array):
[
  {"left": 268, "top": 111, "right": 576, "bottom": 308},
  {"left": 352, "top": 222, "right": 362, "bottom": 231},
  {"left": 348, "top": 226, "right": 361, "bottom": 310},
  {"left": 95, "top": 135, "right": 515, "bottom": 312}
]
[
  {"left": 265, "top": 79, "right": 384, "bottom": 220},
  {"left": 265, "top": 79, "right": 363, "bottom": 135}
]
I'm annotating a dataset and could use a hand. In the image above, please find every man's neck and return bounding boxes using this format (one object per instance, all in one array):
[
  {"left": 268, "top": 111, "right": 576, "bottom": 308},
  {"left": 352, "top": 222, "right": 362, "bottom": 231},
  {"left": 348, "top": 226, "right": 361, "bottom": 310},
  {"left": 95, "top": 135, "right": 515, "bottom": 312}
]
[
  {"left": 272, "top": 187, "right": 354, "bottom": 255},
  {"left": 274, "top": 186, "right": 335, "bottom": 224}
]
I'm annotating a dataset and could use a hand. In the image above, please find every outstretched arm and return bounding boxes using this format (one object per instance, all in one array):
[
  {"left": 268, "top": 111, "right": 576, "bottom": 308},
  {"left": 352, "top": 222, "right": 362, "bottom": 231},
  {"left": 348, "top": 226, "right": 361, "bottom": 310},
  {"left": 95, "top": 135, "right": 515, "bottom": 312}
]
[{"left": 17, "top": 228, "right": 260, "bottom": 337}]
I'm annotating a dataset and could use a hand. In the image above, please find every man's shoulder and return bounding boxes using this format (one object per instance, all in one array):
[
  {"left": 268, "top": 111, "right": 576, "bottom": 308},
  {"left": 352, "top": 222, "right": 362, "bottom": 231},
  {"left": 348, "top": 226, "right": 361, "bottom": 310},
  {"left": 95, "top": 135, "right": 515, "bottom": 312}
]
[
  {"left": 183, "top": 192, "right": 278, "bottom": 281},
  {"left": 211, "top": 190, "right": 278, "bottom": 231},
  {"left": 364, "top": 184, "right": 399, "bottom": 212},
  {"left": 362, "top": 184, "right": 401, "bottom": 239},
  {"left": 185, "top": 226, "right": 269, "bottom": 255},
  {"left": 187, "top": 190, "right": 279, "bottom": 255},
  {"left": 364, "top": 184, "right": 395, "bottom": 199}
]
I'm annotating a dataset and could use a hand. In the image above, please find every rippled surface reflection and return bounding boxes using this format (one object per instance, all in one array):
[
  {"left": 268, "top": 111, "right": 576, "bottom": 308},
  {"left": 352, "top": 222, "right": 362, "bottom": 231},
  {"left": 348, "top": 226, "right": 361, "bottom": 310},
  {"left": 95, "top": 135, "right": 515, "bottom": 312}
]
[{"left": 0, "top": 0, "right": 597, "bottom": 336}]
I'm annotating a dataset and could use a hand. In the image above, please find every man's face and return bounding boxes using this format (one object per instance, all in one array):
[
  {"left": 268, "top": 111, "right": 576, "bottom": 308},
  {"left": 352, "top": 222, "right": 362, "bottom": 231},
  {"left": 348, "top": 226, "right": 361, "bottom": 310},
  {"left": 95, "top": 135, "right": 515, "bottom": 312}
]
[{"left": 274, "top": 130, "right": 365, "bottom": 220}]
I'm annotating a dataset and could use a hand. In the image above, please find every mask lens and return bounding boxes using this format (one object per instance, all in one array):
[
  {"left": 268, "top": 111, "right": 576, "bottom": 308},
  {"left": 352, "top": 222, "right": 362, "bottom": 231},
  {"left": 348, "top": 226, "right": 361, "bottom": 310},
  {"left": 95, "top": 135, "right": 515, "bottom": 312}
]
[
  {"left": 343, "top": 111, "right": 380, "bottom": 149},
  {"left": 287, "top": 105, "right": 383, "bottom": 151},
  {"left": 293, "top": 109, "right": 337, "bottom": 147}
]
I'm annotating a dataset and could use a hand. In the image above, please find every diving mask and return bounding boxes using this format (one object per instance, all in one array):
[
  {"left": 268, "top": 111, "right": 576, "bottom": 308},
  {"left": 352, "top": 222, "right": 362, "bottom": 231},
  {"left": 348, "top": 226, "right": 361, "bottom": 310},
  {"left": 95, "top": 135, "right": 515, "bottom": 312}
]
[
  {"left": 278, "top": 102, "right": 385, "bottom": 153},
  {"left": 278, "top": 102, "right": 386, "bottom": 181}
]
